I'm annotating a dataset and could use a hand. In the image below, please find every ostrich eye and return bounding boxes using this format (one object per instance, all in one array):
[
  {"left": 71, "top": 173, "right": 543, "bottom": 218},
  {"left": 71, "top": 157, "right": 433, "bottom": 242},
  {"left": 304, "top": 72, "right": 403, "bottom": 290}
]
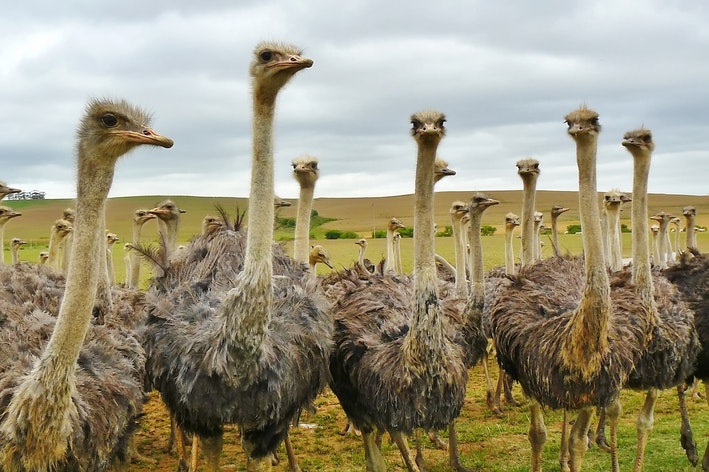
[
  {"left": 259, "top": 51, "right": 273, "bottom": 62},
  {"left": 292, "top": 164, "right": 297, "bottom": 169},
  {"left": 101, "top": 114, "right": 119, "bottom": 128},
  {"left": 590, "top": 117, "right": 599, "bottom": 126},
  {"left": 411, "top": 119, "right": 421, "bottom": 130},
  {"left": 642, "top": 134, "right": 652, "bottom": 142},
  {"left": 310, "top": 163, "right": 318, "bottom": 170},
  {"left": 564, "top": 120, "right": 571, "bottom": 129}
]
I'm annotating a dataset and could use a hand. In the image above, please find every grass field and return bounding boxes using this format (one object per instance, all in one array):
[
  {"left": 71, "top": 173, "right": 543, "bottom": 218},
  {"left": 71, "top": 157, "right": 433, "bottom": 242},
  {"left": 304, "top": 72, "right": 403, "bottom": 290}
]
[{"left": 2, "top": 191, "right": 708, "bottom": 470}]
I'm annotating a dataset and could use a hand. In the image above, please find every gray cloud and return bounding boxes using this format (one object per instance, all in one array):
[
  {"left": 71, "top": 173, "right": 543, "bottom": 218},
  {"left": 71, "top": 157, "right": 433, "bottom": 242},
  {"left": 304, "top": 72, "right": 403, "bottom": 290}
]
[{"left": 1, "top": 0, "right": 707, "bottom": 200}]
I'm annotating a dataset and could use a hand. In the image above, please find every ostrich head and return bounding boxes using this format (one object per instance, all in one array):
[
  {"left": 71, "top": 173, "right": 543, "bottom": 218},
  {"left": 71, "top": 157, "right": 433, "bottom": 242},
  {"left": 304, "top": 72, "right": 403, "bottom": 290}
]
[
  {"left": 133, "top": 209, "right": 156, "bottom": 226},
  {"left": 106, "top": 233, "right": 119, "bottom": 247},
  {"left": 0, "top": 182, "right": 21, "bottom": 200},
  {"left": 149, "top": 199, "right": 185, "bottom": 222},
  {"left": 682, "top": 206, "right": 696, "bottom": 218},
  {"left": 450, "top": 201, "right": 469, "bottom": 222},
  {"left": 516, "top": 158, "right": 540, "bottom": 179},
  {"left": 551, "top": 205, "right": 569, "bottom": 218},
  {"left": 52, "top": 219, "right": 73, "bottom": 238},
  {"left": 77, "top": 98, "right": 173, "bottom": 162},
  {"left": 388, "top": 217, "right": 405, "bottom": 232},
  {"left": 250, "top": 41, "right": 313, "bottom": 103},
  {"left": 201, "top": 215, "right": 225, "bottom": 235},
  {"left": 274, "top": 196, "right": 292, "bottom": 209},
  {"left": 354, "top": 238, "right": 368, "bottom": 249},
  {"left": 505, "top": 213, "right": 520, "bottom": 229},
  {"left": 410, "top": 111, "right": 446, "bottom": 147},
  {"left": 62, "top": 208, "right": 76, "bottom": 224},
  {"left": 565, "top": 105, "right": 601, "bottom": 142},
  {"left": 10, "top": 237, "right": 26, "bottom": 249},
  {"left": 434, "top": 158, "right": 456, "bottom": 183},
  {"left": 0, "top": 206, "right": 22, "bottom": 223},
  {"left": 622, "top": 128, "right": 654, "bottom": 153},
  {"left": 604, "top": 189, "right": 625, "bottom": 210},
  {"left": 309, "top": 244, "right": 334, "bottom": 269},
  {"left": 292, "top": 156, "right": 319, "bottom": 189},
  {"left": 470, "top": 193, "right": 499, "bottom": 213}
]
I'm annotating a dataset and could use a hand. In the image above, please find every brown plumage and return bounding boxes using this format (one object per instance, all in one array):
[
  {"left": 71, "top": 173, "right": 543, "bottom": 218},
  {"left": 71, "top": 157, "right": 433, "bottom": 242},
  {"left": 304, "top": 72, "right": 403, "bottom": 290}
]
[
  {"left": 490, "top": 106, "right": 653, "bottom": 471},
  {"left": 0, "top": 97, "right": 172, "bottom": 471}
]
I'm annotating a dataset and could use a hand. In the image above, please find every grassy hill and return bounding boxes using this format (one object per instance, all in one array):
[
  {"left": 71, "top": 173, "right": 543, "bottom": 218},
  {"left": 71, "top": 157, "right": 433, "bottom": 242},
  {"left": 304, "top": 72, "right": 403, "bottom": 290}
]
[{"left": 3, "top": 191, "right": 707, "bottom": 283}]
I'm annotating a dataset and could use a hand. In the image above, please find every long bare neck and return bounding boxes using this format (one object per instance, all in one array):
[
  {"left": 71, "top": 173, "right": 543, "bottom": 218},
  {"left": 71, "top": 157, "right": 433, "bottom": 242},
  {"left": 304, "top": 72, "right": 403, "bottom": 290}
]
[
  {"left": 357, "top": 245, "right": 365, "bottom": 265},
  {"left": 159, "top": 218, "right": 179, "bottom": 261},
  {"left": 0, "top": 225, "right": 5, "bottom": 265},
  {"left": 606, "top": 206, "right": 622, "bottom": 271},
  {"left": 408, "top": 140, "right": 443, "bottom": 352},
  {"left": 533, "top": 218, "right": 543, "bottom": 261},
  {"left": 61, "top": 234, "right": 73, "bottom": 272},
  {"left": 686, "top": 216, "right": 697, "bottom": 249},
  {"left": 630, "top": 150, "right": 654, "bottom": 307},
  {"left": 656, "top": 220, "right": 669, "bottom": 269},
  {"left": 385, "top": 227, "right": 397, "bottom": 273},
  {"left": 220, "top": 89, "right": 275, "bottom": 353},
  {"left": 453, "top": 218, "right": 468, "bottom": 297},
  {"left": 39, "top": 154, "right": 114, "bottom": 380},
  {"left": 551, "top": 215, "right": 561, "bottom": 257},
  {"left": 467, "top": 213, "right": 485, "bottom": 304},
  {"left": 520, "top": 175, "right": 537, "bottom": 268},
  {"left": 563, "top": 132, "right": 610, "bottom": 380},
  {"left": 504, "top": 225, "right": 515, "bottom": 275},
  {"left": 11, "top": 246, "right": 19, "bottom": 265},
  {"left": 393, "top": 237, "right": 403, "bottom": 274},
  {"left": 47, "top": 231, "right": 64, "bottom": 270},
  {"left": 293, "top": 183, "right": 314, "bottom": 263},
  {"left": 128, "top": 221, "right": 145, "bottom": 289}
]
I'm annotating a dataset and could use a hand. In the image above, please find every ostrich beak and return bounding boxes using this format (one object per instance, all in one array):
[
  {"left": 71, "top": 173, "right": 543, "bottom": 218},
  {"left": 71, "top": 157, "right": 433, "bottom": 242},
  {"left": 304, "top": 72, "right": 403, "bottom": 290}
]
[{"left": 116, "top": 128, "right": 174, "bottom": 148}]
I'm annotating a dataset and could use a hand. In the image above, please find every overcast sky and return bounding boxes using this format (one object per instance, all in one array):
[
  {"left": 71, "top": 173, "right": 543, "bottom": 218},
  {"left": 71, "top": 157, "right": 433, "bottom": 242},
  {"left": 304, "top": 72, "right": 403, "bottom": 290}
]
[{"left": 2, "top": 1, "right": 708, "bottom": 200}]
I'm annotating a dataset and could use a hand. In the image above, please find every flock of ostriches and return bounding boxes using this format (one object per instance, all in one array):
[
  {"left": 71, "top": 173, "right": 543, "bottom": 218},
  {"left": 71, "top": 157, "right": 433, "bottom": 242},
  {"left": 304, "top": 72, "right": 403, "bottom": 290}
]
[{"left": 0, "top": 40, "right": 706, "bottom": 472}]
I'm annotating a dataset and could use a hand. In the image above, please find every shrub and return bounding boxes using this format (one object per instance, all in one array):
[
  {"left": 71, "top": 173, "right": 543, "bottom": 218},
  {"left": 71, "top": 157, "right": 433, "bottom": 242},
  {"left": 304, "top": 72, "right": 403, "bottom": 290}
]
[
  {"left": 566, "top": 224, "right": 582, "bottom": 234},
  {"left": 481, "top": 225, "right": 497, "bottom": 236}
]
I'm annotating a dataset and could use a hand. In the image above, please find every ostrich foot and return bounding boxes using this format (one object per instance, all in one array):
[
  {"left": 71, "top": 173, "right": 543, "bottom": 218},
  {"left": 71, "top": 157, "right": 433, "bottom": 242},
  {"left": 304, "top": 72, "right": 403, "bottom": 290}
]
[
  {"left": 340, "top": 420, "right": 361, "bottom": 436},
  {"left": 485, "top": 390, "right": 503, "bottom": 417},
  {"left": 678, "top": 384, "right": 699, "bottom": 466},
  {"left": 503, "top": 374, "right": 522, "bottom": 407},
  {"left": 427, "top": 430, "right": 448, "bottom": 450}
]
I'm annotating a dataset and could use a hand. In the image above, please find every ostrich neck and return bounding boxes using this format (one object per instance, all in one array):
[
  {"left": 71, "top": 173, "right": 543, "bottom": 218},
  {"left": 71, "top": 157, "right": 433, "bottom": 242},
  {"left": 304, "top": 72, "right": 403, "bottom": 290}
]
[
  {"left": 563, "top": 133, "right": 610, "bottom": 380},
  {"left": 0, "top": 225, "right": 5, "bottom": 265},
  {"left": 656, "top": 221, "right": 669, "bottom": 268},
  {"left": 385, "top": 228, "right": 397, "bottom": 273},
  {"left": 504, "top": 225, "right": 515, "bottom": 275},
  {"left": 453, "top": 217, "right": 468, "bottom": 296},
  {"left": 47, "top": 230, "right": 63, "bottom": 269},
  {"left": 128, "top": 222, "right": 145, "bottom": 289},
  {"left": 37, "top": 156, "right": 114, "bottom": 382},
  {"left": 606, "top": 206, "right": 622, "bottom": 271},
  {"left": 293, "top": 184, "right": 314, "bottom": 264},
  {"left": 406, "top": 140, "right": 444, "bottom": 357},
  {"left": 158, "top": 218, "right": 179, "bottom": 261},
  {"left": 686, "top": 216, "right": 697, "bottom": 250},
  {"left": 551, "top": 215, "right": 560, "bottom": 257},
  {"left": 11, "top": 246, "right": 19, "bottom": 265},
  {"left": 467, "top": 213, "right": 485, "bottom": 304},
  {"left": 220, "top": 93, "right": 275, "bottom": 354},
  {"left": 630, "top": 150, "right": 654, "bottom": 308},
  {"left": 520, "top": 175, "right": 537, "bottom": 268},
  {"left": 357, "top": 245, "right": 365, "bottom": 265}
]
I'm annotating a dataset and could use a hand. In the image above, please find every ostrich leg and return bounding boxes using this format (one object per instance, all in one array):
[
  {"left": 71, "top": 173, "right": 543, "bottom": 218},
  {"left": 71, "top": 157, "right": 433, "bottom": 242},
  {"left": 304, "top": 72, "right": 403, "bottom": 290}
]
[
  {"left": 559, "top": 409, "right": 570, "bottom": 472},
  {"left": 448, "top": 421, "right": 475, "bottom": 472},
  {"left": 391, "top": 431, "right": 420, "bottom": 472},
  {"left": 606, "top": 399, "right": 622, "bottom": 472},
  {"left": 528, "top": 400, "right": 547, "bottom": 472},
  {"left": 363, "top": 430, "right": 387, "bottom": 472},
  {"left": 633, "top": 388, "right": 658, "bottom": 472},
  {"left": 677, "top": 384, "right": 699, "bottom": 466},
  {"left": 567, "top": 407, "right": 594, "bottom": 472}
]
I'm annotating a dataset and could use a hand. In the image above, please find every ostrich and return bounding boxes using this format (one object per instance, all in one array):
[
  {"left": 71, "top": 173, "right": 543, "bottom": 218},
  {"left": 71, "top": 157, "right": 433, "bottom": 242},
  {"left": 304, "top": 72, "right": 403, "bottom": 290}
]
[
  {"left": 309, "top": 244, "right": 334, "bottom": 276},
  {"left": 683, "top": 206, "right": 698, "bottom": 250},
  {"left": 274, "top": 195, "right": 291, "bottom": 209},
  {"left": 504, "top": 213, "right": 520, "bottom": 275},
  {"left": 60, "top": 208, "right": 76, "bottom": 273},
  {"left": 354, "top": 238, "right": 375, "bottom": 275},
  {"left": 550, "top": 205, "right": 569, "bottom": 257},
  {"left": 142, "top": 41, "right": 332, "bottom": 472},
  {"left": 616, "top": 128, "right": 700, "bottom": 472},
  {"left": 149, "top": 199, "right": 185, "bottom": 266},
  {"left": 603, "top": 189, "right": 627, "bottom": 272},
  {"left": 201, "top": 215, "right": 225, "bottom": 236},
  {"left": 0, "top": 182, "right": 21, "bottom": 200},
  {"left": 383, "top": 217, "right": 405, "bottom": 274},
  {"left": 516, "top": 158, "right": 540, "bottom": 269},
  {"left": 450, "top": 201, "right": 470, "bottom": 297},
  {"left": 651, "top": 224, "right": 661, "bottom": 266},
  {"left": 434, "top": 157, "right": 457, "bottom": 182},
  {"left": 329, "top": 110, "right": 480, "bottom": 472},
  {"left": 663, "top": 247, "right": 709, "bottom": 469},
  {"left": 292, "top": 155, "right": 319, "bottom": 264},
  {"left": 10, "top": 237, "right": 26, "bottom": 265},
  {"left": 46, "top": 219, "right": 73, "bottom": 272},
  {"left": 0, "top": 206, "right": 22, "bottom": 265},
  {"left": 105, "top": 232, "right": 119, "bottom": 285},
  {"left": 39, "top": 251, "right": 49, "bottom": 265},
  {"left": 490, "top": 106, "right": 651, "bottom": 472},
  {"left": 533, "top": 211, "right": 544, "bottom": 261},
  {"left": 650, "top": 211, "right": 672, "bottom": 269},
  {"left": 671, "top": 216, "right": 682, "bottom": 256},
  {"left": 0, "top": 97, "right": 173, "bottom": 470},
  {"left": 123, "top": 243, "right": 133, "bottom": 287},
  {"left": 128, "top": 209, "right": 156, "bottom": 289}
]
